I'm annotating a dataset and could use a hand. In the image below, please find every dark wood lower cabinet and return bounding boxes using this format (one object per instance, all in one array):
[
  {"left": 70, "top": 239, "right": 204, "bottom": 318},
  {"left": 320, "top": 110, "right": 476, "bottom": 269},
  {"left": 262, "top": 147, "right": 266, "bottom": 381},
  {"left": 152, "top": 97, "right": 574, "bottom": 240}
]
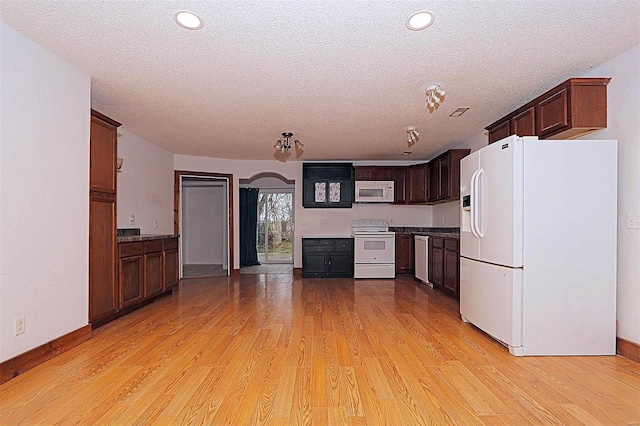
[
  {"left": 302, "top": 238, "right": 353, "bottom": 278},
  {"left": 144, "top": 251, "right": 163, "bottom": 298},
  {"left": 89, "top": 195, "right": 117, "bottom": 322},
  {"left": 429, "top": 237, "right": 460, "bottom": 298},
  {"left": 119, "top": 255, "right": 144, "bottom": 308},
  {"left": 164, "top": 249, "right": 179, "bottom": 289},
  {"left": 91, "top": 236, "right": 179, "bottom": 328},
  {"left": 395, "top": 234, "right": 414, "bottom": 274}
]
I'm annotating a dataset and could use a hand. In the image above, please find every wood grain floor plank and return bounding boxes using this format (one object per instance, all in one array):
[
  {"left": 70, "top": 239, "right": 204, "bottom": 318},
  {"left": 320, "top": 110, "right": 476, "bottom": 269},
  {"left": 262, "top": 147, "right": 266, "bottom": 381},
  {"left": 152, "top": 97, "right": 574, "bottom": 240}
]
[{"left": 1, "top": 275, "right": 639, "bottom": 425}]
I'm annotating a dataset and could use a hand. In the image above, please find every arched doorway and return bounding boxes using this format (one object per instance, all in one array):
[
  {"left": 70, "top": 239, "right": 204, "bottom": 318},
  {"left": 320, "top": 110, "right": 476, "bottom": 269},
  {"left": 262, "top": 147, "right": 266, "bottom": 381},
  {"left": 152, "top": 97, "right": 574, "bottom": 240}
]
[{"left": 240, "top": 173, "right": 294, "bottom": 265}]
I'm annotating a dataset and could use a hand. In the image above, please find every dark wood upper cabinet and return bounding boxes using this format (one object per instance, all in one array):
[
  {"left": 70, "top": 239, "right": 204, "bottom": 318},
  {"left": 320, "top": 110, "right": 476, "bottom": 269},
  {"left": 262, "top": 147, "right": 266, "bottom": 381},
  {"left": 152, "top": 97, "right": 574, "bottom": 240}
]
[
  {"left": 408, "top": 163, "right": 428, "bottom": 204},
  {"left": 488, "top": 120, "right": 512, "bottom": 145},
  {"left": 90, "top": 110, "right": 121, "bottom": 194},
  {"left": 512, "top": 106, "right": 536, "bottom": 137},
  {"left": 374, "top": 167, "right": 394, "bottom": 181},
  {"left": 303, "top": 163, "right": 354, "bottom": 208},
  {"left": 354, "top": 167, "right": 374, "bottom": 181},
  {"left": 354, "top": 166, "right": 394, "bottom": 181},
  {"left": 393, "top": 167, "right": 407, "bottom": 205},
  {"left": 487, "top": 78, "right": 610, "bottom": 144},
  {"left": 427, "top": 149, "right": 471, "bottom": 204}
]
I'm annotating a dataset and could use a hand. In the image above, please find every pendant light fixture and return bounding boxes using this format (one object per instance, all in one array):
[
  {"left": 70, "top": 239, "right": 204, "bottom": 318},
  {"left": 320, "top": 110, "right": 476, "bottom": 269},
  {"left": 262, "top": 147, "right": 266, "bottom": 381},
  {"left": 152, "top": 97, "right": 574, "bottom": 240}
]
[{"left": 274, "top": 132, "right": 304, "bottom": 159}]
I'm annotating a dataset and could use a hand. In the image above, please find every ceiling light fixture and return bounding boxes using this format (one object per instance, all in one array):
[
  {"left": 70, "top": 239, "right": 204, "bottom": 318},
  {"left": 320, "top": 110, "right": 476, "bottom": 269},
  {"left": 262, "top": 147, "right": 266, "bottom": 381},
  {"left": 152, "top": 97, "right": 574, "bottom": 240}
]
[
  {"left": 425, "top": 84, "right": 446, "bottom": 112},
  {"left": 174, "top": 10, "right": 204, "bottom": 30},
  {"left": 274, "top": 132, "right": 304, "bottom": 159},
  {"left": 407, "top": 127, "right": 420, "bottom": 147},
  {"left": 406, "top": 11, "right": 435, "bottom": 31}
]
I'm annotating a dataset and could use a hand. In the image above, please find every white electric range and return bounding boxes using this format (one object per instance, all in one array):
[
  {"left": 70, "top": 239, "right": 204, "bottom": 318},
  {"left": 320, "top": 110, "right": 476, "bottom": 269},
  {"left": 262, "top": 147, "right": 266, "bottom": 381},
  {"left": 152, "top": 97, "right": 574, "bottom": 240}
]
[{"left": 351, "top": 219, "right": 396, "bottom": 279}]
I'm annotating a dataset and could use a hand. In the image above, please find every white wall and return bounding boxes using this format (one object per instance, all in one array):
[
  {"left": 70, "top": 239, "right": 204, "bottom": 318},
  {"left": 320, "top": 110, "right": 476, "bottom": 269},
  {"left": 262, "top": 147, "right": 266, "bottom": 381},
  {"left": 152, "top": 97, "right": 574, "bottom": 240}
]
[
  {"left": 432, "top": 201, "right": 461, "bottom": 227},
  {"left": 183, "top": 186, "right": 225, "bottom": 264},
  {"left": 583, "top": 45, "right": 640, "bottom": 345},
  {"left": 0, "top": 22, "right": 90, "bottom": 362},
  {"left": 117, "top": 128, "right": 174, "bottom": 234},
  {"left": 174, "top": 156, "right": 433, "bottom": 269}
]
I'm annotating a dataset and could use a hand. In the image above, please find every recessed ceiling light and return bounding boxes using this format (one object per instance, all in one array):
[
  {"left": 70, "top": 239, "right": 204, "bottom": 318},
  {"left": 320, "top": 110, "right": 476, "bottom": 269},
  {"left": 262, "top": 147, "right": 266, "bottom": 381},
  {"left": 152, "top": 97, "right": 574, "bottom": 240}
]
[
  {"left": 406, "top": 11, "right": 435, "bottom": 31},
  {"left": 174, "top": 10, "right": 204, "bottom": 30}
]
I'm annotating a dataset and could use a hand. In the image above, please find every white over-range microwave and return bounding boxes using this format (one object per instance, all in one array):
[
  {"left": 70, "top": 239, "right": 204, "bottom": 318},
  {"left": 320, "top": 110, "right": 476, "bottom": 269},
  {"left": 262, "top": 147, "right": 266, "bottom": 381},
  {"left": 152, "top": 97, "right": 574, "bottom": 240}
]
[{"left": 354, "top": 181, "right": 394, "bottom": 203}]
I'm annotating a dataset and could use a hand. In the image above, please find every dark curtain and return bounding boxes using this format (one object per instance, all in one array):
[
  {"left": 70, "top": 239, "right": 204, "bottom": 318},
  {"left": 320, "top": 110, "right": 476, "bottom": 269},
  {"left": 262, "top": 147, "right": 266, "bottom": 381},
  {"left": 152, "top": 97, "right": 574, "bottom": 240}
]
[{"left": 240, "top": 188, "right": 261, "bottom": 266}]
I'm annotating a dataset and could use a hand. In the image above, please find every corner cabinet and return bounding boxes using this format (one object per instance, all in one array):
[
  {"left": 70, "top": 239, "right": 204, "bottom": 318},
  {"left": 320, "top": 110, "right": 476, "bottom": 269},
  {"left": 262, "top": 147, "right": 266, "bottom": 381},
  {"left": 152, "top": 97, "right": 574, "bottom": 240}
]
[
  {"left": 302, "top": 238, "right": 354, "bottom": 278},
  {"left": 429, "top": 237, "right": 460, "bottom": 299},
  {"left": 427, "top": 149, "right": 471, "bottom": 204},
  {"left": 303, "top": 163, "right": 354, "bottom": 208},
  {"left": 487, "top": 78, "right": 610, "bottom": 144}
]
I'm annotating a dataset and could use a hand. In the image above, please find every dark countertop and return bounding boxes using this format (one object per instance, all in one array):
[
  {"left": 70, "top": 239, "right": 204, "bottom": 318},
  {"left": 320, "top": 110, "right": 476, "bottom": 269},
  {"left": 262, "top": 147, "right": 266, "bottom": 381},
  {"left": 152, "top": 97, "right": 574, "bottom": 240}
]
[
  {"left": 117, "top": 234, "right": 179, "bottom": 243},
  {"left": 390, "top": 227, "right": 460, "bottom": 239}
]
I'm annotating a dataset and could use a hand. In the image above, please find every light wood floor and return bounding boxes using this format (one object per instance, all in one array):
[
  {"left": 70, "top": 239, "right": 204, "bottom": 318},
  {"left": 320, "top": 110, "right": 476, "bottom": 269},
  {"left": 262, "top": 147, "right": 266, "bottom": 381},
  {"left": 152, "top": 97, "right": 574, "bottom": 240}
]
[{"left": 1, "top": 275, "right": 639, "bottom": 425}]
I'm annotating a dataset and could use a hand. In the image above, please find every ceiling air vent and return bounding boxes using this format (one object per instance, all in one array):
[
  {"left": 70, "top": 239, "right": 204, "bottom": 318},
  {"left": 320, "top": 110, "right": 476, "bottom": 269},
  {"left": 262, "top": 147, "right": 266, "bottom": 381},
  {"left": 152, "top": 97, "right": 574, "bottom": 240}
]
[{"left": 449, "top": 107, "right": 470, "bottom": 117}]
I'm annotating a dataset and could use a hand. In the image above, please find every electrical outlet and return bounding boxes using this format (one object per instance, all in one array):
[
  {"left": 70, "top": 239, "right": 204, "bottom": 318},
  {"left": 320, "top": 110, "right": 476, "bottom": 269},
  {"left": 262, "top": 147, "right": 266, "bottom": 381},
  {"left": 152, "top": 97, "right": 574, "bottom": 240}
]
[
  {"left": 129, "top": 214, "right": 135, "bottom": 225},
  {"left": 627, "top": 213, "right": 640, "bottom": 229},
  {"left": 154, "top": 220, "right": 159, "bottom": 229},
  {"left": 14, "top": 317, "right": 25, "bottom": 336}
]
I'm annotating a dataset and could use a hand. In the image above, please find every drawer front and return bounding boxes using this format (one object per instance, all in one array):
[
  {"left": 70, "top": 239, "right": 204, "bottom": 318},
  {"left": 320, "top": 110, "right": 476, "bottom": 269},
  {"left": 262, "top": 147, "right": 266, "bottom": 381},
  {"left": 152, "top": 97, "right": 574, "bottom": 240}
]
[
  {"left": 303, "top": 245, "right": 334, "bottom": 253},
  {"left": 303, "top": 239, "right": 335, "bottom": 247},
  {"left": 444, "top": 239, "right": 459, "bottom": 251},
  {"left": 431, "top": 237, "right": 444, "bottom": 249},
  {"left": 163, "top": 237, "right": 178, "bottom": 251},
  {"left": 144, "top": 239, "right": 163, "bottom": 253},
  {"left": 333, "top": 239, "right": 353, "bottom": 252},
  {"left": 119, "top": 241, "right": 143, "bottom": 258}
]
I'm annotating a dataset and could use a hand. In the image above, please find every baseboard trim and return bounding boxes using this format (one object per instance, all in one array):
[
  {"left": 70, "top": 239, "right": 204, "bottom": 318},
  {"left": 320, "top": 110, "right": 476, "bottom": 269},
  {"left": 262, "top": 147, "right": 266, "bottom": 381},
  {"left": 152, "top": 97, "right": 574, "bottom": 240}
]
[
  {"left": 0, "top": 324, "right": 92, "bottom": 384},
  {"left": 617, "top": 337, "right": 640, "bottom": 363},
  {"left": 293, "top": 267, "right": 303, "bottom": 275}
]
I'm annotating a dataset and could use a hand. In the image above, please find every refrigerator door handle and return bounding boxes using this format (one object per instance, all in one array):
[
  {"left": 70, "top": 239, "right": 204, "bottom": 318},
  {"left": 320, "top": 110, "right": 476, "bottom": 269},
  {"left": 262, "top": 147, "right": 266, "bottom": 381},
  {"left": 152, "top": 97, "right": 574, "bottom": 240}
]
[
  {"left": 470, "top": 169, "right": 480, "bottom": 239},
  {"left": 476, "top": 168, "right": 485, "bottom": 238}
]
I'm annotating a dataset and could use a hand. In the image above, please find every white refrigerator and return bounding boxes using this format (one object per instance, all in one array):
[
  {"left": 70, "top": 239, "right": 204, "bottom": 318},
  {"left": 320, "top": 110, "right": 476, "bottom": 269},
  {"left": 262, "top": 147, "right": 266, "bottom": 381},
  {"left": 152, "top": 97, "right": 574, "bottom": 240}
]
[{"left": 459, "top": 135, "right": 617, "bottom": 356}]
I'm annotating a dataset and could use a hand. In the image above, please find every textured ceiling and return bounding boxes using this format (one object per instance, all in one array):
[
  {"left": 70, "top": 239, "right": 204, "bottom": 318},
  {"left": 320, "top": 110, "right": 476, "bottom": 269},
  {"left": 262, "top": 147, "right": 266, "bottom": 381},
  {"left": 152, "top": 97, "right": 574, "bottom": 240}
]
[{"left": 1, "top": 1, "right": 639, "bottom": 161}]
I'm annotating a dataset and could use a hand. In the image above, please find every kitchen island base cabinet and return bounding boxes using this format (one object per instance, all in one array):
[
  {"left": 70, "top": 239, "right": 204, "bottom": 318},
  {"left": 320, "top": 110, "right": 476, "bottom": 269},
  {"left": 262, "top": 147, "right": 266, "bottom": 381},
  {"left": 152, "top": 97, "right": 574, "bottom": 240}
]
[{"left": 302, "top": 238, "right": 353, "bottom": 278}]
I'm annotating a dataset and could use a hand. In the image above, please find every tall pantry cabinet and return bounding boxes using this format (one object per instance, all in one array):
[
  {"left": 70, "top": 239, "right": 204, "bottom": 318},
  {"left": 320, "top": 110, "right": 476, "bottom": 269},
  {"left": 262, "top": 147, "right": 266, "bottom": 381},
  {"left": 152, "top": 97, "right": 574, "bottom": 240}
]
[{"left": 89, "top": 110, "right": 121, "bottom": 323}]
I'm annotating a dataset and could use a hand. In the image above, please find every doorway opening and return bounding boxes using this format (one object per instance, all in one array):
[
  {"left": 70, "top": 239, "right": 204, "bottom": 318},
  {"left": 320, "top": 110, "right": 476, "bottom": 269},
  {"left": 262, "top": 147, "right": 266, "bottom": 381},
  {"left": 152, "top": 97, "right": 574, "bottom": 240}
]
[
  {"left": 258, "top": 190, "right": 294, "bottom": 264},
  {"left": 240, "top": 172, "right": 294, "bottom": 274},
  {"left": 175, "top": 171, "right": 233, "bottom": 278}
]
